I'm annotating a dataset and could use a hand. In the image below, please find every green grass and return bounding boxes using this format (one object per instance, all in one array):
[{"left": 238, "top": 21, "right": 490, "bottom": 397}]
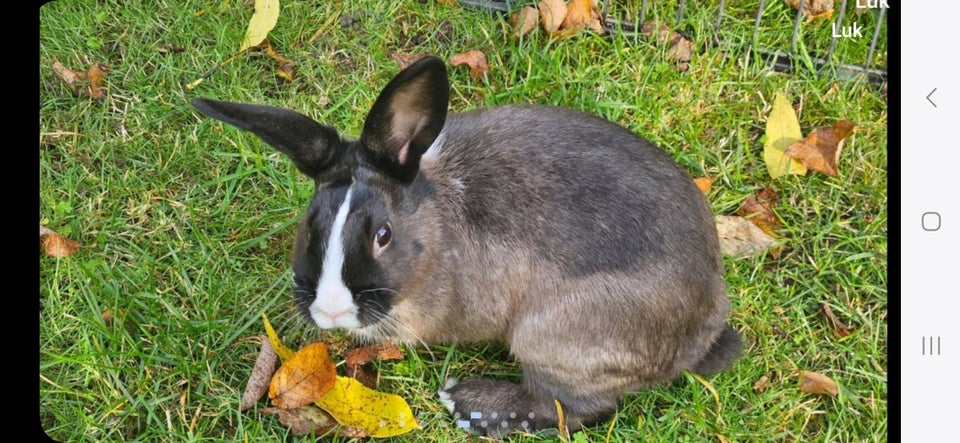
[{"left": 40, "top": 1, "right": 887, "bottom": 442}]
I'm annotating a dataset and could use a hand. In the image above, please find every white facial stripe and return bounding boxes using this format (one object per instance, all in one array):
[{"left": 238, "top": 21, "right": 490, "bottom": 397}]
[{"left": 310, "top": 186, "right": 362, "bottom": 329}]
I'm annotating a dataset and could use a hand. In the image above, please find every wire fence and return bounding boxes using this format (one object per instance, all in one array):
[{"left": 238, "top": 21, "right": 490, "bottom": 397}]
[{"left": 462, "top": 0, "right": 888, "bottom": 86}]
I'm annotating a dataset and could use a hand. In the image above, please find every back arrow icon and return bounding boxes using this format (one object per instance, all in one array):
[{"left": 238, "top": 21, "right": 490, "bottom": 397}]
[{"left": 927, "top": 88, "right": 938, "bottom": 107}]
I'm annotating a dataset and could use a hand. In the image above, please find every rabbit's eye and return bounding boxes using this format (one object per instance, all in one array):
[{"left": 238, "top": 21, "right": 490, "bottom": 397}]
[{"left": 374, "top": 223, "right": 392, "bottom": 249}]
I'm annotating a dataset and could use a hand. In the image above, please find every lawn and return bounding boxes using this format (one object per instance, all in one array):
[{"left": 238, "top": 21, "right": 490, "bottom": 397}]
[{"left": 39, "top": 1, "right": 887, "bottom": 442}]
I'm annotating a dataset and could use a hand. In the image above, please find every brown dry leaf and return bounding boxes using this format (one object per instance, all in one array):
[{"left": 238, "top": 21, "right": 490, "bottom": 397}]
[
  {"left": 101, "top": 309, "right": 114, "bottom": 327},
  {"left": 261, "top": 405, "right": 344, "bottom": 436},
  {"left": 85, "top": 63, "right": 109, "bottom": 99},
  {"left": 52, "top": 59, "right": 109, "bottom": 99},
  {"left": 753, "top": 374, "right": 771, "bottom": 393},
  {"left": 799, "top": 370, "right": 839, "bottom": 396},
  {"left": 40, "top": 224, "right": 81, "bottom": 258},
  {"left": 263, "top": 41, "right": 296, "bottom": 82},
  {"left": 242, "top": 335, "right": 279, "bottom": 411},
  {"left": 641, "top": 20, "right": 673, "bottom": 44},
  {"left": 539, "top": 0, "right": 567, "bottom": 34},
  {"left": 785, "top": 120, "right": 857, "bottom": 176},
  {"left": 693, "top": 177, "right": 715, "bottom": 195},
  {"left": 52, "top": 59, "right": 83, "bottom": 93},
  {"left": 437, "top": 0, "right": 458, "bottom": 5},
  {"left": 344, "top": 342, "right": 404, "bottom": 367},
  {"left": 561, "top": 0, "right": 604, "bottom": 34},
  {"left": 510, "top": 6, "right": 539, "bottom": 38},
  {"left": 737, "top": 188, "right": 782, "bottom": 238},
  {"left": 641, "top": 21, "right": 694, "bottom": 71},
  {"left": 450, "top": 50, "right": 489, "bottom": 82},
  {"left": 269, "top": 342, "right": 337, "bottom": 409},
  {"left": 714, "top": 215, "right": 778, "bottom": 259},
  {"left": 785, "top": 0, "right": 834, "bottom": 18},
  {"left": 667, "top": 33, "right": 694, "bottom": 72},
  {"left": 390, "top": 52, "right": 427, "bottom": 71},
  {"left": 821, "top": 304, "right": 852, "bottom": 337},
  {"left": 344, "top": 342, "right": 404, "bottom": 389}
]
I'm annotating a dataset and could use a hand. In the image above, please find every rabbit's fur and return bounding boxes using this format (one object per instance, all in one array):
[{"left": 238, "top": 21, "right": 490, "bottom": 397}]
[{"left": 192, "top": 56, "right": 741, "bottom": 437}]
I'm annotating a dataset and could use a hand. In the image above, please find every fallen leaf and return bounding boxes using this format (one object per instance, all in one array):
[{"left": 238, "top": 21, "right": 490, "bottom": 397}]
[
  {"left": 450, "top": 50, "right": 489, "bottom": 82},
  {"left": 753, "top": 374, "right": 771, "bottom": 393},
  {"left": 641, "top": 21, "right": 693, "bottom": 71},
  {"left": 314, "top": 376, "right": 420, "bottom": 438},
  {"left": 736, "top": 188, "right": 782, "bottom": 238},
  {"left": 554, "top": 398, "right": 570, "bottom": 441},
  {"left": 40, "top": 224, "right": 81, "bottom": 258},
  {"left": 693, "top": 177, "right": 715, "bottom": 195},
  {"left": 786, "top": 0, "right": 834, "bottom": 20},
  {"left": 52, "top": 59, "right": 82, "bottom": 93},
  {"left": 763, "top": 93, "right": 807, "bottom": 178},
  {"left": 641, "top": 20, "right": 672, "bottom": 45},
  {"left": 344, "top": 342, "right": 404, "bottom": 367},
  {"left": 714, "top": 215, "right": 778, "bottom": 259},
  {"left": 241, "top": 0, "right": 280, "bottom": 51},
  {"left": 390, "top": 52, "right": 427, "bottom": 71},
  {"left": 259, "top": 314, "right": 419, "bottom": 437},
  {"left": 262, "top": 313, "right": 295, "bottom": 360},
  {"left": 269, "top": 342, "right": 337, "bottom": 409},
  {"left": 538, "top": 0, "right": 567, "bottom": 34},
  {"left": 785, "top": 120, "right": 857, "bottom": 176},
  {"left": 821, "top": 304, "right": 852, "bottom": 337},
  {"left": 799, "top": 370, "right": 839, "bottom": 396},
  {"left": 263, "top": 41, "right": 296, "bottom": 82},
  {"left": 509, "top": 6, "right": 539, "bottom": 38},
  {"left": 85, "top": 62, "right": 109, "bottom": 99},
  {"left": 667, "top": 33, "right": 694, "bottom": 72},
  {"left": 344, "top": 342, "right": 405, "bottom": 389},
  {"left": 101, "top": 309, "right": 114, "bottom": 327},
  {"left": 561, "top": 0, "right": 604, "bottom": 34},
  {"left": 52, "top": 60, "right": 109, "bottom": 99},
  {"left": 261, "top": 405, "right": 345, "bottom": 436},
  {"left": 242, "top": 335, "right": 278, "bottom": 411}
]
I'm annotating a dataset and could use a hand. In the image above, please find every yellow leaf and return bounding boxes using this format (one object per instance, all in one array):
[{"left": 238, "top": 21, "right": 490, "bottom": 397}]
[
  {"left": 314, "top": 376, "right": 420, "bottom": 438},
  {"left": 241, "top": 0, "right": 280, "bottom": 51},
  {"left": 763, "top": 93, "right": 807, "bottom": 179},
  {"left": 262, "top": 313, "right": 294, "bottom": 361},
  {"left": 269, "top": 342, "right": 337, "bottom": 409},
  {"left": 554, "top": 398, "right": 569, "bottom": 441}
]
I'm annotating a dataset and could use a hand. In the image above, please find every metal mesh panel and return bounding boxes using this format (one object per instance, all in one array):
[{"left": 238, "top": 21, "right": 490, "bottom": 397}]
[{"left": 461, "top": 0, "right": 888, "bottom": 85}]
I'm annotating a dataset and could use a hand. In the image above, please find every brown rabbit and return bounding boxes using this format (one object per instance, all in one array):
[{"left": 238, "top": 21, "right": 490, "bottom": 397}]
[{"left": 192, "top": 56, "right": 741, "bottom": 437}]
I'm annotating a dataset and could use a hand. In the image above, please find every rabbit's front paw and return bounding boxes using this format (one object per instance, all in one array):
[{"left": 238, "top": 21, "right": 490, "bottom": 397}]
[{"left": 438, "top": 378, "right": 558, "bottom": 437}]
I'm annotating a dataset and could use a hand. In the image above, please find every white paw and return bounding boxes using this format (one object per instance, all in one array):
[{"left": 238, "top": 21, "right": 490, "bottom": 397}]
[{"left": 437, "top": 378, "right": 459, "bottom": 413}]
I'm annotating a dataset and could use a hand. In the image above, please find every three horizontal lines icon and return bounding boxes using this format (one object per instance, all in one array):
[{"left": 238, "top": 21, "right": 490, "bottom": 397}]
[{"left": 922, "top": 336, "right": 941, "bottom": 356}]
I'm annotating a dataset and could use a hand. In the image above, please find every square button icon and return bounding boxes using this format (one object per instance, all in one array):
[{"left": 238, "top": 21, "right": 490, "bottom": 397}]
[{"left": 922, "top": 212, "right": 941, "bottom": 231}]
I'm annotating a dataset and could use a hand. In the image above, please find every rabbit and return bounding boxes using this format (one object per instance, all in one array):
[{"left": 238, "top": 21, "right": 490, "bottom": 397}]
[{"left": 191, "top": 55, "right": 741, "bottom": 438}]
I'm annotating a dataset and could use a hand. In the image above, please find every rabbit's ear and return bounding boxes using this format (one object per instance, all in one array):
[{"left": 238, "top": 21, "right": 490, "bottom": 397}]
[
  {"left": 191, "top": 98, "right": 346, "bottom": 179},
  {"left": 360, "top": 56, "right": 449, "bottom": 183}
]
